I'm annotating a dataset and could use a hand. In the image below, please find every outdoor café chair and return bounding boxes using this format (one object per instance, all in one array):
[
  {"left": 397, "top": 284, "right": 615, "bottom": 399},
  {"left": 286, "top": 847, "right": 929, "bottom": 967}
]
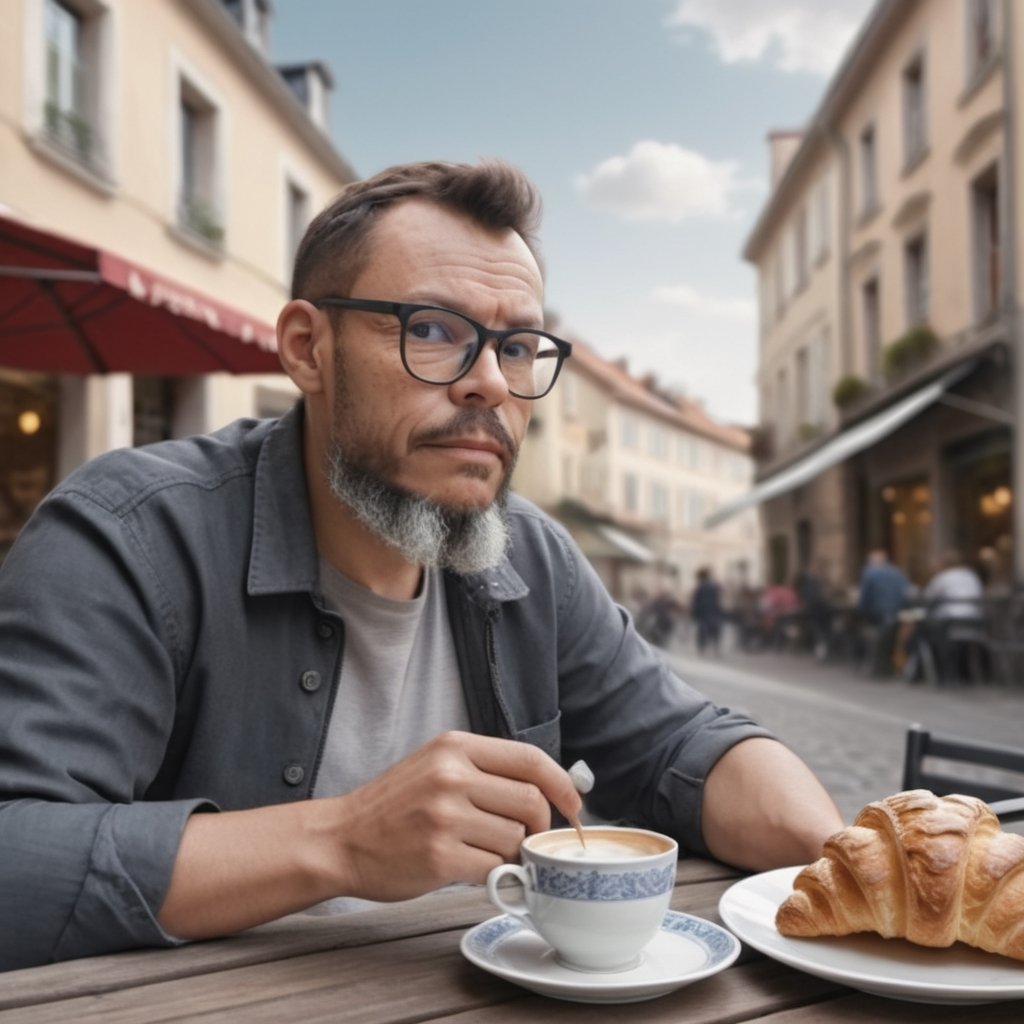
[{"left": 902, "top": 723, "right": 1024, "bottom": 823}]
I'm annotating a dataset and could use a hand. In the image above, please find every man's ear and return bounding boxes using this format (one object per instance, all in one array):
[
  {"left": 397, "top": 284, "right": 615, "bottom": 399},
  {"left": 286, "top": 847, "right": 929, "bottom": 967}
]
[{"left": 276, "top": 299, "right": 330, "bottom": 395}]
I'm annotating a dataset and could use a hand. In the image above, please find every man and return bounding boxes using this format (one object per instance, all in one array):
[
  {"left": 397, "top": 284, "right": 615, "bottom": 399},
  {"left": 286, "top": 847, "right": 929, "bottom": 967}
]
[
  {"left": 857, "top": 548, "right": 910, "bottom": 627},
  {"left": 856, "top": 548, "right": 910, "bottom": 676},
  {"left": 690, "top": 567, "right": 723, "bottom": 655},
  {"left": 916, "top": 550, "right": 985, "bottom": 683},
  {"left": 0, "top": 161, "right": 843, "bottom": 970}
]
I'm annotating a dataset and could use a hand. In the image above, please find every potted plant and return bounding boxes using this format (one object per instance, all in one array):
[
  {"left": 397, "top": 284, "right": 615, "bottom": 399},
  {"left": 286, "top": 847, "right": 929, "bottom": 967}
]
[
  {"left": 832, "top": 374, "right": 868, "bottom": 408},
  {"left": 882, "top": 324, "right": 939, "bottom": 379}
]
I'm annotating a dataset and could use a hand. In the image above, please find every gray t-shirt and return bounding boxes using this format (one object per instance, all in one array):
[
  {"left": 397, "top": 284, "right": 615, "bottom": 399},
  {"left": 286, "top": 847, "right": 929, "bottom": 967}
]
[{"left": 308, "top": 561, "right": 471, "bottom": 913}]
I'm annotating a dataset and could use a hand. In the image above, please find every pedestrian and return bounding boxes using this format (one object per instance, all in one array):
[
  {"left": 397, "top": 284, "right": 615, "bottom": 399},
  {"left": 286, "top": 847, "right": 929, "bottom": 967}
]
[
  {"left": 914, "top": 550, "right": 985, "bottom": 682},
  {"left": 0, "top": 159, "right": 843, "bottom": 971},
  {"left": 856, "top": 548, "right": 910, "bottom": 676},
  {"left": 691, "top": 567, "right": 723, "bottom": 655},
  {"left": 795, "top": 564, "right": 832, "bottom": 661}
]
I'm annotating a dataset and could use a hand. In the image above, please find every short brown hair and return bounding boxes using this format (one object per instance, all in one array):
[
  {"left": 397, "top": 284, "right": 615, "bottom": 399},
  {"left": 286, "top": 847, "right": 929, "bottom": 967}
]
[{"left": 291, "top": 159, "right": 543, "bottom": 300}]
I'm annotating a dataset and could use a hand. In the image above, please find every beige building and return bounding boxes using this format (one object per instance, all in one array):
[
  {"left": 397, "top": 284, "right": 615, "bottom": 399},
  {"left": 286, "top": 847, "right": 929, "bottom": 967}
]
[
  {"left": 0, "top": 0, "right": 356, "bottom": 556},
  {"left": 716, "top": 0, "right": 1020, "bottom": 591},
  {"left": 516, "top": 329, "right": 762, "bottom": 606}
]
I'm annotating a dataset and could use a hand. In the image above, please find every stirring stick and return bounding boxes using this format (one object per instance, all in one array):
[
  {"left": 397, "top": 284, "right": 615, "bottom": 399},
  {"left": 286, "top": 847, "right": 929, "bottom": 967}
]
[{"left": 568, "top": 760, "right": 594, "bottom": 849}]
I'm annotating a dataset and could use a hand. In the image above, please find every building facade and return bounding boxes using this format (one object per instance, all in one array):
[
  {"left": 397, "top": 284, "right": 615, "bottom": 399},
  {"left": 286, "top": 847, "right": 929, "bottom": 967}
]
[
  {"left": 515, "top": 330, "right": 762, "bottom": 608},
  {"left": 732, "top": 0, "right": 1020, "bottom": 592},
  {"left": 0, "top": 0, "right": 355, "bottom": 557}
]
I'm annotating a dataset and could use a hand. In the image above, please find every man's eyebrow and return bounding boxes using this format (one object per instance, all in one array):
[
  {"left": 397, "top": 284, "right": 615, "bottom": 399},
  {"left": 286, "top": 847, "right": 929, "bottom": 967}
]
[{"left": 402, "top": 295, "right": 545, "bottom": 330}]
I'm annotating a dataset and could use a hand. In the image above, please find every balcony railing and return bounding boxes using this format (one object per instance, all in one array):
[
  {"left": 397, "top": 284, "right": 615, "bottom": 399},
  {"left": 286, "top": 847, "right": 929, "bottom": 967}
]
[
  {"left": 42, "top": 101, "right": 103, "bottom": 170},
  {"left": 177, "top": 194, "right": 225, "bottom": 249}
]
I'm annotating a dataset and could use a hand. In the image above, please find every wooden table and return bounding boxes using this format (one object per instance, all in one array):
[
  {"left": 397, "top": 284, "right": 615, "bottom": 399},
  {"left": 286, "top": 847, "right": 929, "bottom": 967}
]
[{"left": 1, "top": 858, "right": 1021, "bottom": 1022}]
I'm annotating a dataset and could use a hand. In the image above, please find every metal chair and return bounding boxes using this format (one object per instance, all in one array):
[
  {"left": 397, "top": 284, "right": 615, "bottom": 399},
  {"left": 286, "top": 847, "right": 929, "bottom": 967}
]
[{"left": 902, "top": 723, "right": 1024, "bottom": 822}]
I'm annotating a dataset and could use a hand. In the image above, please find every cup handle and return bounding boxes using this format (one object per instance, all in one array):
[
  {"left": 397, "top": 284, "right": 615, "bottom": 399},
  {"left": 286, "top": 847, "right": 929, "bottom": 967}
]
[{"left": 486, "top": 864, "right": 534, "bottom": 929}]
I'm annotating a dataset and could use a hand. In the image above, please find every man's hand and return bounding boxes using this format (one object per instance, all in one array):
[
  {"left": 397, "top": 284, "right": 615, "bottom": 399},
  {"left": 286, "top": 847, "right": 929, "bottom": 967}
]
[
  {"left": 159, "top": 732, "right": 581, "bottom": 939},
  {"left": 323, "top": 732, "right": 582, "bottom": 901}
]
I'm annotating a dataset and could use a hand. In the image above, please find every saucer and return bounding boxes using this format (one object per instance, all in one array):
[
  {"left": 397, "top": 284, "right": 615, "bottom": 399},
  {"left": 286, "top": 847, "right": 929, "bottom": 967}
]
[{"left": 460, "top": 910, "right": 740, "bottom": 1004}]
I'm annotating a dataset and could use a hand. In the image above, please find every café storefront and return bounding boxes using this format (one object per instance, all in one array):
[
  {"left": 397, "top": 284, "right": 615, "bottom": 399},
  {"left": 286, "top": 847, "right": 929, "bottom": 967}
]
[
  {"left": 0, "top": 214, "right": 282, "bottom": 560},
  {"left": 707, "top": 349, "right": 1016, "bottom": 591},
  {"left": 0, "top": 371, "right": 57, "bottom": 560}
]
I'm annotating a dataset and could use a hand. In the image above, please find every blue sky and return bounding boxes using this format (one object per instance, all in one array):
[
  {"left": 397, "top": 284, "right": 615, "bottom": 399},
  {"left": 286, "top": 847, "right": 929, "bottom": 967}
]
[{"left": 273, "top": 0, "right": 876, "bottom": 425}]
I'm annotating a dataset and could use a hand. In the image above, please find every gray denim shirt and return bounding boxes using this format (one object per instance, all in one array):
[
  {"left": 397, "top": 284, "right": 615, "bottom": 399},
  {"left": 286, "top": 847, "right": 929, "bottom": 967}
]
[{"left": 0, "top": 405, "right": 772, "bottom": 970}]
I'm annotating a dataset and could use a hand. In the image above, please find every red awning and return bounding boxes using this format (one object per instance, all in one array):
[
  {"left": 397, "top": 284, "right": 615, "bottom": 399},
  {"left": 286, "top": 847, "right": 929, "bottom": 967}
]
[{"left": 0, "top": 215, "right": 281, "bottom": 375}]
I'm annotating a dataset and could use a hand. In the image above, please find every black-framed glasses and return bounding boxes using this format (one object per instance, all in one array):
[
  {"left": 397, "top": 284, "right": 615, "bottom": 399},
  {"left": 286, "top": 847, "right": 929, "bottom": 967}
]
[{"left": 311, "top": 297, "right": 572, "bottom": 399}]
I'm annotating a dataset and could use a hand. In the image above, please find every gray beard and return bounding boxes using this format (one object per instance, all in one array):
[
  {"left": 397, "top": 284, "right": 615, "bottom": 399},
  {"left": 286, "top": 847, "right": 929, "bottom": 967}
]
[{"left": 324, "top": 441, "right": 511, "bottom": 575}]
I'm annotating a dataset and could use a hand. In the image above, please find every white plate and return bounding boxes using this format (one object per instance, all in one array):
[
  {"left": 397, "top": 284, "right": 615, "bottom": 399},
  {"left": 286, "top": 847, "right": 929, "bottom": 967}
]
[
  {"left": 718, "top": 866, "right": 1024, "bottom": 1005},
  {"left": 460, "top": 910, "right": 740, "bottom": 1004}
]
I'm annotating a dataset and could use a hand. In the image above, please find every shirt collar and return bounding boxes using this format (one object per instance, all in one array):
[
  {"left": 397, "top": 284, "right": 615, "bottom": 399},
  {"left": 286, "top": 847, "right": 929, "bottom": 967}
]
[
  {"left": 246, "top": 402, "right": 529, "bottom": 604},
  {"left": 248, "top": 403, "right": 321, "bottom": 596}
]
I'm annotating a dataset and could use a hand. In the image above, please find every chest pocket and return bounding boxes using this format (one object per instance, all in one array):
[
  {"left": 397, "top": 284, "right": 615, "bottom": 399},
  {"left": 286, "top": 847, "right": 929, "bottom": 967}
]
[{"left": 513, "top": 711, "right": 561, "bottom": 764}]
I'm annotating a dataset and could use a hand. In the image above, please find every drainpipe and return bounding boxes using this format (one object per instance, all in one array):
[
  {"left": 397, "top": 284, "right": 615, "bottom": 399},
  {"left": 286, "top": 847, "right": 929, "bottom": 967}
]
[
  {"left": 824, "top": 121, "right": 855, "bottom": 583},
  {"left": 1003, "top": 0, "right": 1023, "bottom": 582},
  {"left": 825, "top": 124, "right": 853, "bottom": 379}
]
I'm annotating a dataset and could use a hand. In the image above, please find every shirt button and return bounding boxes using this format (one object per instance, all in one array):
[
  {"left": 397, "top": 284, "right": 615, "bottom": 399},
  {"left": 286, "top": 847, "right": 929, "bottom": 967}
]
[
  {"left": 317, "top": 621, "right": 335, "bottom": 640},
  {"left": 283, "top": 763, "right": 305, "bottom": 786},
  {"left": 300, "top": 670, "right": 322, "bottom": 693}
]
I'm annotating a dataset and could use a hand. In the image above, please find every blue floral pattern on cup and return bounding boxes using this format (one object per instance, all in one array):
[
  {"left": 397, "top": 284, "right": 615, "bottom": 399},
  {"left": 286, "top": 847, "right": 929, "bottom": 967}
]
[{"left": 534, "top": 864, "right": 675, "bottom": 901}]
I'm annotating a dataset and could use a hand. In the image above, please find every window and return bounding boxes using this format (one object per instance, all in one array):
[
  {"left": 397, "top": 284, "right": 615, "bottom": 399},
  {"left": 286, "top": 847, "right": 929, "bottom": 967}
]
[
  {"left": 649, "top": 482, "right": 669, "bottom": 524},
  {"left": 967, "top": 0, "right": 997, "bottom": 81},
  {"left": 810, "top": 176, "right": 830, "bottom": 263},
  {"left": 784, "top": 231, "right": 798, "bottom": 299},
  {"left": 859, "top": 123, "right": 878, "bottom": 216},
  {"left": 688, "top": 491, "right": 703, "bottom": 529},
  {"left": 285, "top": 178, "right": 310, "bottom": 274},
  {"left": 775, "top": 366, "right": 789, "bottom": 444},
  {"left": 905, "top": 233, "right": 929, "bottom": 326},
  {"left": 648, "top": 424, "right": 669, "bottom": 460},
  {"left": 560, "top": 371, "right": 578, "bottom": 419},
  {"left": 795, "top": 347, "right": 810, "bottom": 429},
  {"left": 759, "top": 266, "right": 773, "bottom": 331},
  {"left": 773, "top": 254, "right": 785, "bottom": 315},
  {"left": 178, "top": 76, "right": 223, "bottom": 248},
  {"left": 972, "top": 166, "right": 1001, "bottom": 320},
  {"left": 561, "top": 454, "right": 577, "bottom": 495},
  {"left": 795, "top": 208, "right": 809, "bottom": 290},
  {"left": 622, "top": 472, "right": 639, "bottom": 514},
  {"left": 862, "top": 277, "right": 882, "bottom": 379},
  {"left": 619, "top": 412, "right": 640, "bottom": 449},
  {"left": 902, "top": 54, "right": 927, "bottom": 168},
  {"left": 42, "top": 0, "right": 106, "bottom": 170},
  {"left": 689, "top": 438, "right": 702, "bottom": 471},
  {"left": 133, "top": 377, "right": 175, "bottom": 447}
]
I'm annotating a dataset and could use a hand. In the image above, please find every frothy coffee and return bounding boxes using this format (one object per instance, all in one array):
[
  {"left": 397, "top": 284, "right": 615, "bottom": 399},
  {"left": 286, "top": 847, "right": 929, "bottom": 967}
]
[{"left": 528, "top": 827, "right": 672, "bottom": 860}]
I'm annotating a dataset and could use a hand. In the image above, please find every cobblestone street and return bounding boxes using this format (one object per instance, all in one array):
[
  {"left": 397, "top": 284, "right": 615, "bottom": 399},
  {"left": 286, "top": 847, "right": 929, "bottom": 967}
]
[{"left": 666, "top": 638, "right": 1024, "bottom": 823}]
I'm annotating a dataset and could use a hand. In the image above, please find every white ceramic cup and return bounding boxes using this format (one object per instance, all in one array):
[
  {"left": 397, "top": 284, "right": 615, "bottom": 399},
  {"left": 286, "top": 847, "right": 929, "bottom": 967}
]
[{"left": 485, "top": 825, "right": 678, "bottom": 972}]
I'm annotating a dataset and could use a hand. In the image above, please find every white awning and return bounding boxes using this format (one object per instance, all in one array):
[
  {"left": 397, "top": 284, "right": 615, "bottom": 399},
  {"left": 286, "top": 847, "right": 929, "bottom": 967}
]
[
  {"left": 705, "top": 361, "right": 978, "bottom": 529},
  {"left": 595, "top": 523, "right": 656, "bottom": 563}
]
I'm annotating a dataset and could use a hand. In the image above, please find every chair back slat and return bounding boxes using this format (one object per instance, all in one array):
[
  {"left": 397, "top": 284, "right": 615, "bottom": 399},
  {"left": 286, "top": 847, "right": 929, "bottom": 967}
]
[{"left": 901, "top": 724, "right": 1024, "bottom": 804}]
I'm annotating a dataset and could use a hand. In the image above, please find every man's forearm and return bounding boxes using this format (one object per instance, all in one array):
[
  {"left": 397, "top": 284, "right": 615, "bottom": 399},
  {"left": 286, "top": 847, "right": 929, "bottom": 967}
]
[
  {"left": 158, "top": 801, "right": 341, "bottom": 939},
  {"left": 700, "top": 737, "right": 845, "bottom": 871}
]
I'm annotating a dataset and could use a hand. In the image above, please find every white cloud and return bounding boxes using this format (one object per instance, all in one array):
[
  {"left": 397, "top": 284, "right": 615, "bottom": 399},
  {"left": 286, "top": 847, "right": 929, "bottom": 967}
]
[
  {"left": 665, "top": 0, "right": 874, "bottom": 76},
  {"left": 650, "top": 284, "right": 756, "bottom": 322},
  {"left": 575, "top": 140, "right": 754, "bottom": 224}
]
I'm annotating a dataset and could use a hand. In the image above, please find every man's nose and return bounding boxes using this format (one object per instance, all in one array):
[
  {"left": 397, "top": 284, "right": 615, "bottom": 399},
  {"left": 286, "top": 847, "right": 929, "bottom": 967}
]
[{"left": 447, "top": 341, "right": 511, "bottom": 406}]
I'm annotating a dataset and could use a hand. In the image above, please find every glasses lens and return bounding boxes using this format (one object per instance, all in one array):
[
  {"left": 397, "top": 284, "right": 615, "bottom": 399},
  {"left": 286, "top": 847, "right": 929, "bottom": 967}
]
[
  {"left": 500, "top": 332, "right": 561, "bottom": 398},
  {"left": 403, "top": 307, "right": 479, "bottom": 383}
]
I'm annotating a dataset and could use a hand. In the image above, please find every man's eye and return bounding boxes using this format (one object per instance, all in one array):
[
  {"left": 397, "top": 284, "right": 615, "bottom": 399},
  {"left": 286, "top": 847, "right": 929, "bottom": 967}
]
[
  {"left": 502, "top": 334, "right": 540, "bottom": 363},
  {"left": 408, "top": 319, "right": 455, "bottom": 344}
]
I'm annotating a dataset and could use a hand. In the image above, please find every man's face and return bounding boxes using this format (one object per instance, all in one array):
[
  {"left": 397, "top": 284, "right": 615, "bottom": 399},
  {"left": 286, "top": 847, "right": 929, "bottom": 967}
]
[{"left": 322, "top": 198, "right": 542, "bottom": 514}]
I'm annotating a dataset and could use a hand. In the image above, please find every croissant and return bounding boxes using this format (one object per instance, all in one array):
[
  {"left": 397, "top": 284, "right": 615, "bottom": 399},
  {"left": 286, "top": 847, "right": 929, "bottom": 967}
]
[{"left": 775, "top": 790, "right": 1024, "bottom": 960}]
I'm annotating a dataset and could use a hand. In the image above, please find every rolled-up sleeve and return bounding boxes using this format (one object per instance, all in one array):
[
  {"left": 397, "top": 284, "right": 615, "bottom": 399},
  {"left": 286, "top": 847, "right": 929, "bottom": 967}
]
[
  {"left": 1, "top": 799, "right": 214, "bottom": 969},
  {"left": 544, "top": 520, "right": 774, "bottom": 854},
  {"left": 0, "top": 487, "right": 208, "bottom": 969}
]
